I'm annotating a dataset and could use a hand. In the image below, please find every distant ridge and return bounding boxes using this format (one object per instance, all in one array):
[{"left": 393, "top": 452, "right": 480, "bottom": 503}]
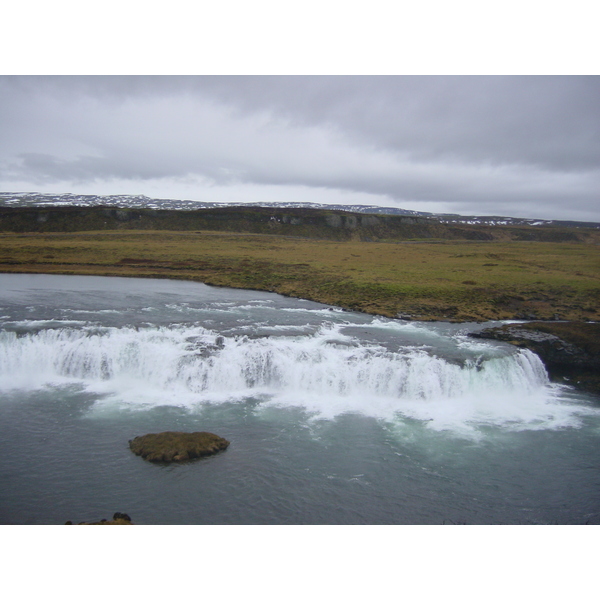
[{"left": 1, "top": 192, "right": 598, "bottom": 229}]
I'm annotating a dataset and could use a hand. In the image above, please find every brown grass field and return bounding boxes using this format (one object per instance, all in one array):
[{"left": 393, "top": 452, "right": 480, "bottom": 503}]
[{"left": 0, "top": 229, "right": 599, "bottom": 322}]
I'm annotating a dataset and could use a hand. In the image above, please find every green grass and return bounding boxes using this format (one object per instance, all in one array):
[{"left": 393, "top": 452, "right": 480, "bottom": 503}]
[{"left": 0, "top": 230, "right": 598, "bottom": 321}]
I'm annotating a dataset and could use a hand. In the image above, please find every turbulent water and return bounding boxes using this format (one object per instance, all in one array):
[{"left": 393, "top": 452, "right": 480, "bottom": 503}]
[{"left": 0, "top": 274, "right": 598, "bottom": 524}]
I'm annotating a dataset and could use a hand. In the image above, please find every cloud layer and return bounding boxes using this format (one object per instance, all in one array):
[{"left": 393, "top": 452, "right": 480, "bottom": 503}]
[{"left": 1, "top": 76, "right": 599, "bottom": 221}]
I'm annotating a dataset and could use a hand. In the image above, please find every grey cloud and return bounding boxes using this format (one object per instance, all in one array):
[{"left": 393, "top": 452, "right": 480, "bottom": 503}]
[
  {"left": 191, "top": 76, "right": 600, "bottom": 172},
  {"left": 4, "top": 76, "right": 598, "bottom": 171},
  {"left": 8, "top": 75, "right": 600, "bottom": 170},
  {"left": 0, "top": 75, "right": 598, "bottom": 222},
  {"left": 10, "top": 152, "right": 183, "bottom": 183},
  {"left": 242, "top": 158, "right": 598, "bottom": 217}
]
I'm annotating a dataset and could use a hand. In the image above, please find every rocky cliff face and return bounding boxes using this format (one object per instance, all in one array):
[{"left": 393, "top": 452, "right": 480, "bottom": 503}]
[
  {"left": 1, "top": 205, "right": 597, "bottom": 243},
  {"left": 471, "top": 322, "right": 600, "bottom": 394}
]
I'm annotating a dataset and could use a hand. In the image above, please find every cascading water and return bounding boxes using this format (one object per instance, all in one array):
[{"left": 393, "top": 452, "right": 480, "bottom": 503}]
[{"left": 0, "top": 321, "right": 571, "bottom": 430}]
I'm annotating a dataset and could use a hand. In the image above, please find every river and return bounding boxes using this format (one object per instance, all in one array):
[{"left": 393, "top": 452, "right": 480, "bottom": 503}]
[{"left": 0, "top": 273, "right": 598, "bottom": 524}]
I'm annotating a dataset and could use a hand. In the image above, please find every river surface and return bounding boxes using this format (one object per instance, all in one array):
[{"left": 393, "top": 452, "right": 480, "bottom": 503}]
[{"left": 0, "top": 273, "right": 598, "bottom": 524}]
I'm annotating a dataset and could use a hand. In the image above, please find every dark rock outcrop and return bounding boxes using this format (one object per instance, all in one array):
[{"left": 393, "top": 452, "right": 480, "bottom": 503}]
[
  {"left": 129, "top": 431, "right": 230, "bottom": 463},
  {"left": 66, "top": 512, "right": 133, "bottom": 525},
  {"left": 471, "top": 322, "right": 600, "bottom": 394}
]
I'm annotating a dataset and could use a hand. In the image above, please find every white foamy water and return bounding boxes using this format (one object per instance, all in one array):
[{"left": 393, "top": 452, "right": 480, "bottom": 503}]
[{"left": 0, "top": 319, "right": 585, "bottom": 432}]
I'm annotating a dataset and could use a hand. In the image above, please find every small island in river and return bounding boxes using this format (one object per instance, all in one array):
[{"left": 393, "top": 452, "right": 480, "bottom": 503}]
[{"left": 129, "top": 431, "right": 230, "bottom": 463}]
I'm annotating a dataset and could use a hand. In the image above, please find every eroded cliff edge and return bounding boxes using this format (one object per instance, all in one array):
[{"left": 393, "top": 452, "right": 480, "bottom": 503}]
[{"left": 470, "top": 322, "right": 600, "bottom": 395}]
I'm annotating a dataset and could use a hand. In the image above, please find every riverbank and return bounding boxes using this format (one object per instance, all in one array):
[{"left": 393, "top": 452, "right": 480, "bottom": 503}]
[{"left": 1, "top": 229, "right": 598, "bottom": 323}]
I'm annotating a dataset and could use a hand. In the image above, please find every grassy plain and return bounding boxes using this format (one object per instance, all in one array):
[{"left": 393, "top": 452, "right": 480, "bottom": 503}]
[{"left": 0, "top": 229, "right": 598, "bottom": 321}]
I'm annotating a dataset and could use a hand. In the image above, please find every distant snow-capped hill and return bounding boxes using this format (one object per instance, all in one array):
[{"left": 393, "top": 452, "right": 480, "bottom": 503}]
[
  {"left": 0, "top": 192, "right": 433, "bottom": 216},
  {"left": 0, "top": 192, "right": 598, "bottom": 229}
]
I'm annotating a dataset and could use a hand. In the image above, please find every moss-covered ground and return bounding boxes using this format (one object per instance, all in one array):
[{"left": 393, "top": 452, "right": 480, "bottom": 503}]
[{"left": 0, "top": 229, "right": 598, "bottom": 321}]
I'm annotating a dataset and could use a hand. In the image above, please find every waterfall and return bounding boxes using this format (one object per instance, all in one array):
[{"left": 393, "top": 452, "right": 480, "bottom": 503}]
[
  {"left": 0, "top": 325, "right": 549, "bottom": 395},
  {"left": 0, "top": 323, "right": 565, "bottom": 430}
]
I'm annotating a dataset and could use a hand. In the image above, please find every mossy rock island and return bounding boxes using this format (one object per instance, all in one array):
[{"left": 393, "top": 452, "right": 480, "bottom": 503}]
[{"left": 129, "top": 431, "right": 230, "bottom": 463}]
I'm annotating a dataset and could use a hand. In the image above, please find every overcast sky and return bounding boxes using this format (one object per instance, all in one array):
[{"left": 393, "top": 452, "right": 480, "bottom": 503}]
[{"left": 1, "top": 75, "right": 599, "bottom": 221}]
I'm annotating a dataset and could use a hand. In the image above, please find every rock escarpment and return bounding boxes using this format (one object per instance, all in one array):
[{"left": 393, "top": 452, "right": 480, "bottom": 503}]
[
  {"left": 129, "top": 431, "right": 230, "bottom": 463},
  {"left": 2, "top": 205, "right": 596, "bottom": 243},
  {"left": 470, "top": 322, "right": 600, "bottom": 394}
]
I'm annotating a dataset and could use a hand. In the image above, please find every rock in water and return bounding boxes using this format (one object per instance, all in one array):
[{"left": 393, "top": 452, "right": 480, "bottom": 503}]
[
  {"left": 129, "top": 431, "right": 230, "bottom": 463},
  {"left": 65, "top": 512, "right": 133, "bottom": 525},
  {"left": 470, "top": 322, "right": 600, "bottom": 394}
]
